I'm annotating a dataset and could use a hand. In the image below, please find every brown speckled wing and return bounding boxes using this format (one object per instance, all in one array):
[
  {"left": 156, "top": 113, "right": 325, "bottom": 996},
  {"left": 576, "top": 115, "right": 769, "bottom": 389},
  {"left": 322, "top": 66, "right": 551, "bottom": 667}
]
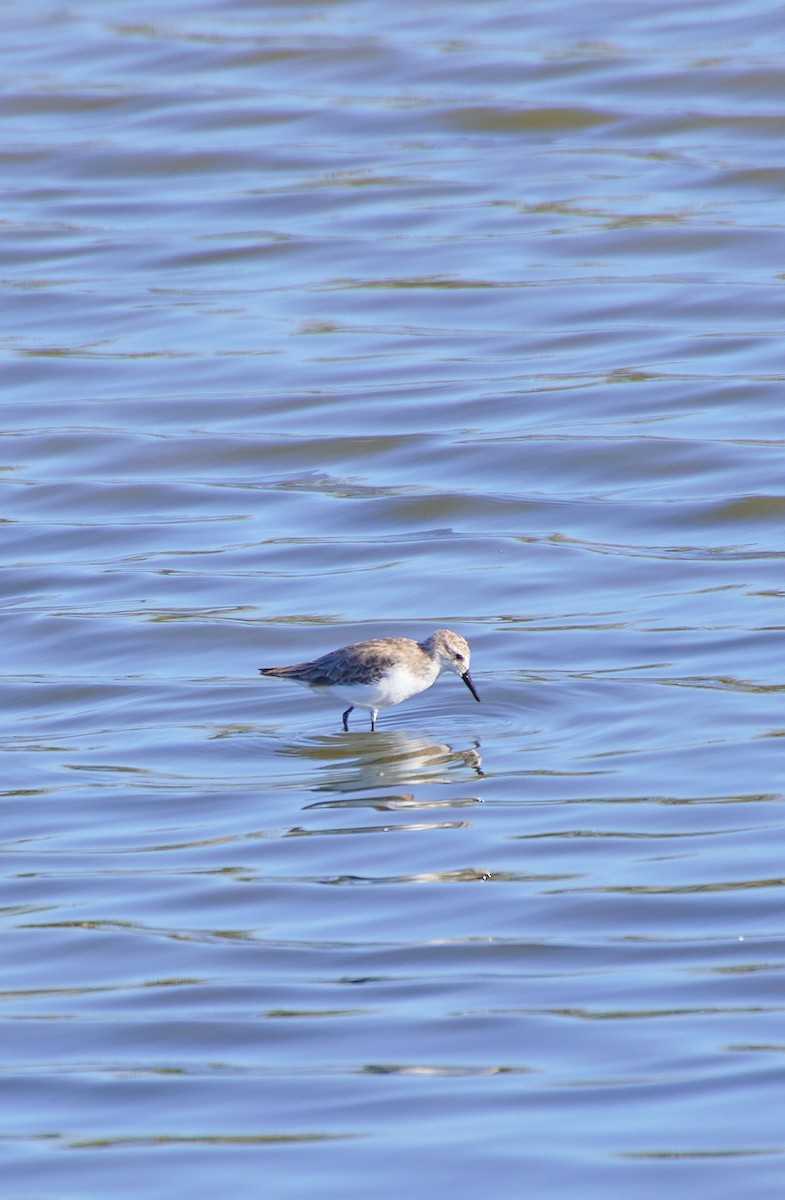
[
  {"left": 312, "top": 643, "right": 398, "bottom": 685},
  {"left": 261, "top": 642, "right": 398, "bottom": 686}
]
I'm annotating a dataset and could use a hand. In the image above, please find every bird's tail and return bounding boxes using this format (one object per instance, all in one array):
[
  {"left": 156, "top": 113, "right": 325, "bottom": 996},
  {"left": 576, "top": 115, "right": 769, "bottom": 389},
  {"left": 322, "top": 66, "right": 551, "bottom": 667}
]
[{"left": 259, "top": 664, "right": 309, "bottom": 678}]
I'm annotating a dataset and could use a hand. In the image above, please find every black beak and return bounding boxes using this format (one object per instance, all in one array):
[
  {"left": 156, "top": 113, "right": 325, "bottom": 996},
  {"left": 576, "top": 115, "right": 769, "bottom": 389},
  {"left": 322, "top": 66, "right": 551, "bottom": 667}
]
[{"left": 461, "top": 670, "right": 480, "bottom": 703}]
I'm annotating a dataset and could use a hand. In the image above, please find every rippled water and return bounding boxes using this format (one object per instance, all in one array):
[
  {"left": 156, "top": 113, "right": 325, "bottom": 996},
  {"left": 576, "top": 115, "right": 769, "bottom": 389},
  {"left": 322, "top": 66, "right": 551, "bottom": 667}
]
[{"left": 3, "top": 1, "right": 784, "bottom": 1196}]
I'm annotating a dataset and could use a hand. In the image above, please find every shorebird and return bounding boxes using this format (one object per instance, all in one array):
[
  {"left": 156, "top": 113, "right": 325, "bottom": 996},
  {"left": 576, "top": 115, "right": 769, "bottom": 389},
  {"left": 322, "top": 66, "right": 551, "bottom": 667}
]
[{"left": 260, "top": 628, "right": 480, "bottom": 731}]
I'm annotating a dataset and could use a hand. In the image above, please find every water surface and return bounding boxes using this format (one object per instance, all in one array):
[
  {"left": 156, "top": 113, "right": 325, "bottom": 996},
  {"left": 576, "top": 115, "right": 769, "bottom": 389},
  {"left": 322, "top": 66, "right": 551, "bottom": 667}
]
[{"left": 2, "top": 2, "right": 784, "bottom": 1197}]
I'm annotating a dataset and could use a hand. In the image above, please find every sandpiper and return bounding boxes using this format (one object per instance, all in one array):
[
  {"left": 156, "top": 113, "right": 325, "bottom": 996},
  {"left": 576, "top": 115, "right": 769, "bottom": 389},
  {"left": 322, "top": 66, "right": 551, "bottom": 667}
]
[{"left": 260, "top": 629, "right": 480, "bottom": 731}]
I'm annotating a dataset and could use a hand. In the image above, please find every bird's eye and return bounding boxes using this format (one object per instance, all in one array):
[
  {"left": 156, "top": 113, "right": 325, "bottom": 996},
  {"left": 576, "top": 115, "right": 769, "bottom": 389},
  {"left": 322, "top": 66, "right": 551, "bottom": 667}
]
[{"left": 455, "top": 653, "right": 465, "bottom": 662}]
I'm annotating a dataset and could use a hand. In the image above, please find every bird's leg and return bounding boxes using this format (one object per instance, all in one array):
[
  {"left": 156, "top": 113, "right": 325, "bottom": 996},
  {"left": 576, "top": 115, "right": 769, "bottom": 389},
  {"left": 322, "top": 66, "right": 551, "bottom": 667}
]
[
  {"left": 342, "top": 706, "right": 354, "bottom": 732},
  {"left": 370, "top": 709, "right": 378, "bottom": 732}
]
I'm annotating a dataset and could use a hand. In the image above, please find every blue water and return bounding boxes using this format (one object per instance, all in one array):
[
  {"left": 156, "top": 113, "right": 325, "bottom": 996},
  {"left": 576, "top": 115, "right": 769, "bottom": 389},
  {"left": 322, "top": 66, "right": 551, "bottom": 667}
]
[{"left": 2, "top": 1, "right": 784, "bottom": 1197}]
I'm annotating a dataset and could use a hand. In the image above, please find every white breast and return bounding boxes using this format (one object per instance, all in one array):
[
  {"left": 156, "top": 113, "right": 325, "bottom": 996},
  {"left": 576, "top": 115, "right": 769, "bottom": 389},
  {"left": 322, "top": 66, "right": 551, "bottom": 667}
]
[{"left": 320, "top": 661, "right": 439, "bottom": 711}]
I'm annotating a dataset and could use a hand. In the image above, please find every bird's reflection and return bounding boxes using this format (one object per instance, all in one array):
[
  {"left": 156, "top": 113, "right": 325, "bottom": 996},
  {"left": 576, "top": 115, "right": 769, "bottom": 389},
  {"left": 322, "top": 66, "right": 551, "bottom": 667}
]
[{"left": 275, "top": 730, "right": 484, "bottom": 796}]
